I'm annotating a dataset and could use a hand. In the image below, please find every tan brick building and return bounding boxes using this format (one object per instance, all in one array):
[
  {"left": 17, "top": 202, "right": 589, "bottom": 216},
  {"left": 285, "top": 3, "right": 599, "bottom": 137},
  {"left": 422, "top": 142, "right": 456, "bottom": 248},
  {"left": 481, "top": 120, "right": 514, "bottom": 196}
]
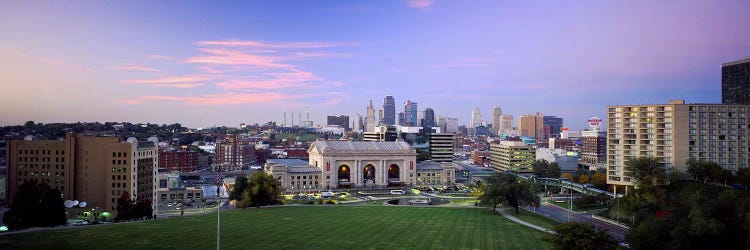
[{"left": 5, "top": 133, "right": 157, "bottom": 215}]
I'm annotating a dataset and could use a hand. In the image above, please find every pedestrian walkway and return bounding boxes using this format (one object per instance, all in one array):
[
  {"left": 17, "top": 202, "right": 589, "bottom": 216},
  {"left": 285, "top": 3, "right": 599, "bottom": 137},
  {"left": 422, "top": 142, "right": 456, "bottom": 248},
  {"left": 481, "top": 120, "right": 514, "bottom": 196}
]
[{"left": 494, "top": 207, "right": 555, "bottom": 234}]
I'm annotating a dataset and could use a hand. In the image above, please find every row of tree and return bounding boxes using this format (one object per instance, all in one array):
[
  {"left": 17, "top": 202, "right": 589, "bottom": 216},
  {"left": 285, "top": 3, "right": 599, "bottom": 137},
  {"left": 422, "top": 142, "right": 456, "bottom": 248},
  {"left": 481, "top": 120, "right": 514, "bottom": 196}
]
[
  {"left": 2, "top": 182, "right": 66, "bottom": 230},
  {"left": 477, "top": 172, "right": 539, "bottom": 214},
  {"left": 115, "top": 192, "right": 154, "bottom": 221},
  {"left": 230, "top": 172, "right": 283, "bottom": 208},
  {"left": 611, "top": 157, "right": 750, "bottom": 249},
  {"left": 532, "top": 160, "right": 607, "bottom": 189},
  {"left": 687, "top": 159, "right": 750, "bottom": 186}
]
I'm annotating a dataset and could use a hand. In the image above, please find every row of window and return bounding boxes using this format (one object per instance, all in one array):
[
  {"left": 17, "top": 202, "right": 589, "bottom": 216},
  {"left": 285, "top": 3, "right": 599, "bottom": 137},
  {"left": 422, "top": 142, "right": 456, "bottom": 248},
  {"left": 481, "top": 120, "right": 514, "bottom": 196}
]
[
  {"left": 16, "top": 157, "right": 65, "bottom": 162},
  {"left": 17, "top": 150, "right": 65, "bottom": 155}
]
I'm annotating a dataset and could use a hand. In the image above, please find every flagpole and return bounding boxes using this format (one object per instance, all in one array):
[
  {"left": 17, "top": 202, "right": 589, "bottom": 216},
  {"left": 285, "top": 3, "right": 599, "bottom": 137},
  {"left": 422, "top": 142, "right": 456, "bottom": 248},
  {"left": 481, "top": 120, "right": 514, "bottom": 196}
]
[{"left": 217, "top": 171, "right": 221, "bottom": 250}]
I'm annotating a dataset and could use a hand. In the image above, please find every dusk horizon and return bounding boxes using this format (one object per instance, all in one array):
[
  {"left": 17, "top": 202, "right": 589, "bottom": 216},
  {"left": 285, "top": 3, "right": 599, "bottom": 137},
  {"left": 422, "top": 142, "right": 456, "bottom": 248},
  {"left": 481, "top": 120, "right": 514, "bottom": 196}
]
[{"left": 2, "top": 0, "right": 749, "bottom": 129}]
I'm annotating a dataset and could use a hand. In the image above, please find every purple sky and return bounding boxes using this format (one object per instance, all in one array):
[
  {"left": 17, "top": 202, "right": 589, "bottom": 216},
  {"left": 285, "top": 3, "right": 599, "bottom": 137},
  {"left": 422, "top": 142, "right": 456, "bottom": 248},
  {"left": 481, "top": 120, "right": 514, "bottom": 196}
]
[{"left": 1, "top": 0, "right": 749, "bottom": 129}]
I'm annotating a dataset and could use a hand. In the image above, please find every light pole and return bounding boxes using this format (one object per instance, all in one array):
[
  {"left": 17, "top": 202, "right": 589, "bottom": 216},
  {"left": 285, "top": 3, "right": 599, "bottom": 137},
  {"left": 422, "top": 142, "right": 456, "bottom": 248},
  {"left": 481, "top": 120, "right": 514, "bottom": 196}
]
[{"left": 568, "top": 187, "right": 572, "bottom": 222}]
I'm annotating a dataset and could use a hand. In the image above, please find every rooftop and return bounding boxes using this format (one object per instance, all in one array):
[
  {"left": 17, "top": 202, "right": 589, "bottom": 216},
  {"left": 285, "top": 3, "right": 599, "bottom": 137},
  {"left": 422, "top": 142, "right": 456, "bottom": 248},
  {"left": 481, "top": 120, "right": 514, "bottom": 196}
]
[
  {"left": 722, "top": 56, "right": 750, "bottom": 67},
  {"left": 311, "top": 140, "right": 413, "bottom": 152},
  {"left": 267, "top": 158, "right": 309, "bottom": 167}
]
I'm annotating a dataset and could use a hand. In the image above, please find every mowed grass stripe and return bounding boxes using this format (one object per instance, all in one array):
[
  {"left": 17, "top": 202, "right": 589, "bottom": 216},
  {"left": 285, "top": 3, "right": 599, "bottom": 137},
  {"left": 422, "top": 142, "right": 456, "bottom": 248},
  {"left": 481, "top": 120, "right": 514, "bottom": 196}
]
[{"left": 0, "top": 206, "right": 552, "bottom": 250}]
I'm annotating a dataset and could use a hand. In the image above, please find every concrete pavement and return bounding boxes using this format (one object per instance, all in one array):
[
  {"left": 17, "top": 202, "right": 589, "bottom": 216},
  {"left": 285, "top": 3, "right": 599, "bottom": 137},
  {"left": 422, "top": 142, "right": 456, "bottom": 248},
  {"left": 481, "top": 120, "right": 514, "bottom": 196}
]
[{"left": 494, "top": 207, "right": 555, "bottom": 234}]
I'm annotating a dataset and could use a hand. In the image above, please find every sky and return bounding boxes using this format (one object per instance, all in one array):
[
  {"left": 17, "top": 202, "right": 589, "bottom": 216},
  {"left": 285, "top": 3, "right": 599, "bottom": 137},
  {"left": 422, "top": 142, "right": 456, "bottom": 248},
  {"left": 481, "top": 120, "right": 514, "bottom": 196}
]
[{"left": 1, "top": 0, "right": 749, "bottom": 130}]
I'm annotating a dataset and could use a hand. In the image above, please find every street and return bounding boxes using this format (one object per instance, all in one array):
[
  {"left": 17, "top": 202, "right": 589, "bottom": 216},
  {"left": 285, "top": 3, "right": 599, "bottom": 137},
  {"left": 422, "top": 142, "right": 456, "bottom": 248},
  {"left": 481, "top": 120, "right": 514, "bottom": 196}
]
[{"left": 524, "top": 202, "right": 628, "bottom": 240}]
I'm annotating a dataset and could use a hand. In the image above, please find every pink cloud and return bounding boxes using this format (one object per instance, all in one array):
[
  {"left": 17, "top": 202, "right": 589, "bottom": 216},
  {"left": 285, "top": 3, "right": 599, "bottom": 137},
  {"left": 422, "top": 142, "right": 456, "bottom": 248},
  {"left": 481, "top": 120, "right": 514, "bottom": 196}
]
[
  {"left": 216, "top": 70, "right": 321, "bottom": 90},
  {"left": 197, "top": 66, "right": 224, "bottom": 74},
  {"left": 124, "top": 76, "right": 210, "bottom": 84},
  {"left": 149, "top": 54, "right": 174, "bottom": 60},
  {"left": 196, "top": 40, "right": 349, "bottom": 49},
  {"left": 407, "top": 0, "right": 434, "bottom": 9},
  {"left": 186, "top": 48, "right": 290, "bottom": 68},
  {"left": 140, "top": 92, "right": 306, "bottom": 105},
  {"left": 112, "top": 64, "right": 160, "bottom": 72},
  {"left": 0, "top": 49, "right": 94, "bottom": 72},
  {"left": 113, "top": 99, "right": 145, "bottom": 105},
  {"left": 123, "top": 76, "right": 208, "bottom": 88}
]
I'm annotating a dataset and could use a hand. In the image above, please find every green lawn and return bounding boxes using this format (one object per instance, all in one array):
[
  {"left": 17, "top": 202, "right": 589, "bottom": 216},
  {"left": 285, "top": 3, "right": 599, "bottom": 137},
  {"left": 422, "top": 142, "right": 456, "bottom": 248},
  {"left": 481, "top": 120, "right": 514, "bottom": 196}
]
[{"left": 0, "top": 206, "right": 552, "bottom": 249}]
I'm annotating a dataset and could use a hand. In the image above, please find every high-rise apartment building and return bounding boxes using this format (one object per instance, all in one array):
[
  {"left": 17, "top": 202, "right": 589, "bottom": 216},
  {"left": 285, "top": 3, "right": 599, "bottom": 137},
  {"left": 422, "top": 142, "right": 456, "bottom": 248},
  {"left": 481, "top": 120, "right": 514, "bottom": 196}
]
[
  {"left": 429, "top": 133, "right": 454, "bottom": 162},
  {"left": 404, "top": 100, "right": 418, "bottom": 126},
  {"left": 491, "top": 106, "right": 503, "bottom": 135},
  {"left": 489, "top": 141, "right": 535, "bottom": 173},
  {"left": 470, "top": 108, "right": 482, "bottom": 128},
  {"left": 5, "top": 132, "right": 158, "bottom": 215},
  {"left": 327, "top": 115, "right": 350, "bottom": 130},
  {"left": 722, "top": 57, "right": 750, "bottom": 105},
  {"left": 383, "top": 95, "right": 396, "bottom": 125},
  {"left": 518, "top": 113, "right": 545, "bottom": 140},
  {"left": 607, "top": 100, "right": 750, "bottom": 188},
  {"left": 543, "top": 116, "right": 564, "bottom": 138},
  {"left": 423, "top": 108, "right": 436, "bottom": 128},
  {"left": 366, "top": 100, "right": 376, "bottom": 132}
]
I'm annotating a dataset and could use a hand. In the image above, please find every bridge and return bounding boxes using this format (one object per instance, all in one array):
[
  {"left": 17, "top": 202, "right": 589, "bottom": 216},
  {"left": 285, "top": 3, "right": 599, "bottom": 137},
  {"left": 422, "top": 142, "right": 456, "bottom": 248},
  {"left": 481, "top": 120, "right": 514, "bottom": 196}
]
[{"left": 513, "top": 174, "right": 621, "bottom": 198}]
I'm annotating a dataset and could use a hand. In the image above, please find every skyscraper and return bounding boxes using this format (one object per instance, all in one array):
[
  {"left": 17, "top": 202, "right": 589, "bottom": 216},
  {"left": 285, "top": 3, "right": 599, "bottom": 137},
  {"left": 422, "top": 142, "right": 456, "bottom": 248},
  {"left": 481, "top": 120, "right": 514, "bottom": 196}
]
[
  {"left": 491, "top": 106, "right": 503, "bottom": 135},
  {"left": 327, "top": 115, "right": 350, "bottom": 130},
  {"left": 404, "top": 100, "right": 418, "bottom": 126},
  {"left": 383, "top": 95, "right": 396, "bottom": 125},
  {"left": 366, "top": 100, "right": 376, "bottom": 132},
  {"left": 518, "top": 113, "right": 544, "bottom": 139},
  {"left": 499, "top": 114, "right": 513, "bottom": 135},
  {"left": 543, "top": 116, "right": 564, "bottom": 138},
  {"left": 438, "top": 117, "right": 459, "bottom": 133},
  {"left": 352, "top": 113, "right": 363, "bottom": 132},
  {"left": 423, "top": 108, "right": 436, "bottom": 128},
  {"left": 722, "top": 57, "right": 750, "bottom": 105},
  {"left": 470, "top": 108, "right": 482, "bottom": 128}
]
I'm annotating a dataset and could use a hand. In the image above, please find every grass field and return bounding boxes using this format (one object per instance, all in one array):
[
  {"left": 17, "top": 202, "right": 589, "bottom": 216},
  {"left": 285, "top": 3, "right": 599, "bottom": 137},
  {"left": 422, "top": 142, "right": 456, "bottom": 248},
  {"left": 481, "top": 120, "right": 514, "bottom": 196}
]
[{"left": 0, "top": 206, "right": 552, "bottom": 249}]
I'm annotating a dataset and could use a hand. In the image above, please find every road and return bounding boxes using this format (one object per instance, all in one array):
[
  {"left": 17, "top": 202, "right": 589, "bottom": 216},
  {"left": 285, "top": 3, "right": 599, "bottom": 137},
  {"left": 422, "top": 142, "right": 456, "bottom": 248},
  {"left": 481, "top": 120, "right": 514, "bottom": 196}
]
[{"left": 525, "top": 202, "right": 628, "bottom": 240}]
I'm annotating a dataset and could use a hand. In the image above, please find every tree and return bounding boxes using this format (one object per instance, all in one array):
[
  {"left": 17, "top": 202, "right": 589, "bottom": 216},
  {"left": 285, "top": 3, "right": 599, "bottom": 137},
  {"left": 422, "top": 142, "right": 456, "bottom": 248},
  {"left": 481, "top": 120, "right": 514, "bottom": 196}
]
[
  {"left": 116, "top": 192, "right": 134, "bottom": 221},
  {"left": 591, "top": 171, "right": 607, "bottom": 189},
  {"left": 237, "top": 171, "right": 282, "bottom": 208},
  {"left": 578, "top": 174, "right": 590, "bottom": 184},
  {"left": 544, "top": 222, "right": 618, "bottom": 250},
  {"left": 134, "top": 200, "right": 153, "bottom": 220},
  {"left": 561, "top": 173, "right": 574, "bottom": 180},
  {"left": 2, "top": 181, "right": 66, "bottom": 230},
  {"left": 479, "top": 172, "right": 539, "bottom": 214},
  {"left": 533, "top": 160, "right": 561, "bottom": 178},
  {"left": 231, "top": 176, "right": 249, "bottom": 201},
  {"left": 737, "top": 167, "right": 750, "bottom": 186},
  {"left": 686, "top": 159, "right": 722, "bottom": 183},
  {"left": 626, "top": 156, "right": 665, "bottom": 190}
]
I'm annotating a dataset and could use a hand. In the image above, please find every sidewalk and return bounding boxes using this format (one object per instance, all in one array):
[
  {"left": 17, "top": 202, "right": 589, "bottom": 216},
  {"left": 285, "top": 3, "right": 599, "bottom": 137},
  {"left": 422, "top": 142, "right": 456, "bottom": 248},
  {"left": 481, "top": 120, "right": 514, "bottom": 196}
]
[{"left": 494, "top": 207, "right": 555, "bottom": 234}]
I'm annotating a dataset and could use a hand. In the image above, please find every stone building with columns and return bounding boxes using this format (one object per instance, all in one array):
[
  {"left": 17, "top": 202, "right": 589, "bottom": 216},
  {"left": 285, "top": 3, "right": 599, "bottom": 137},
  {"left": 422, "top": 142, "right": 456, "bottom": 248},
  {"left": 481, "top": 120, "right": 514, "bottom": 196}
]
[{"left": 308, "top": 141, "right": 418, "bottom": 189}]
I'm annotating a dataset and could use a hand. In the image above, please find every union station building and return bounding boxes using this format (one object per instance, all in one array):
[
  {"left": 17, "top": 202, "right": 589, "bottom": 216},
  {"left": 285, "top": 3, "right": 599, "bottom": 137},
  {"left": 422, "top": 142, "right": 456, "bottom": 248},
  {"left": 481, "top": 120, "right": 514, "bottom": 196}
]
[{"left": 264, "top": 141, "right": 457, "bottom": 190}]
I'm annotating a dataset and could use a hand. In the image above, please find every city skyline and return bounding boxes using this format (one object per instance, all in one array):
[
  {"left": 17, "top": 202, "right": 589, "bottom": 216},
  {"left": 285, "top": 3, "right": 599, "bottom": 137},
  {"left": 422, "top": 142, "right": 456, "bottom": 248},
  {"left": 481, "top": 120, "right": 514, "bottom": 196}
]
[{"left": 1, "top": 1, "right": 749, "bottom": 129}]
